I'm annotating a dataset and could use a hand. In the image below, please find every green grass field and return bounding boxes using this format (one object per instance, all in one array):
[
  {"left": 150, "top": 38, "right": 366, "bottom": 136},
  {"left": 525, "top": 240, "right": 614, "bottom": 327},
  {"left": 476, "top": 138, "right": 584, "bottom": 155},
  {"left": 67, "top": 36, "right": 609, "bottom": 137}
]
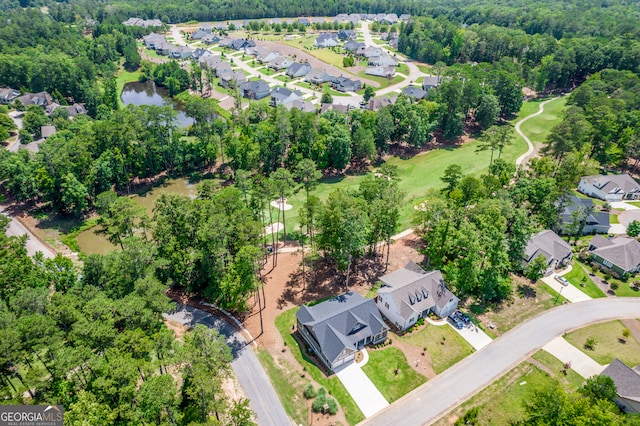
[
  {"left": 629, "top": 201, "right": 640, "bottom": 208},
  {"left": 531, "top": 350, "right": 585, "bottom": 389},
  {"left": 565, "top": 320, "right": 640, "bottom": 366},
  {"left": 357, "top": 71, "right": 404, "bottom": 88},
  {"left": 563, "top": 263, "right": 606, "bottom": 298},
  {"left": 275, "top": 308, "right": 364, "bottom": 425},
  {"left": 399, "top": 324, "right": 474, "bottom": 374},
  {"left": 361, "top": 347, "right": 427, "bottom": 402},
  {"left": 397, "top": 63, "right": 409, "bottom": 75},
  {"left": 610, "top": 213, "right": 619, "bottom": 224},
  {"left": 517, "top": 97, "right": 567, "bottom": 146}
]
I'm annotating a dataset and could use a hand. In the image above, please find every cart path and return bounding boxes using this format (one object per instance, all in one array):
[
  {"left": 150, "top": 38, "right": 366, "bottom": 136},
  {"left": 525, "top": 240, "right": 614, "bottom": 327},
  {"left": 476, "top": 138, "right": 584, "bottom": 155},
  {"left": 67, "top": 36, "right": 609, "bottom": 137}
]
[{"left": 515, "top": 97, "right": 560, "bottom": 167}]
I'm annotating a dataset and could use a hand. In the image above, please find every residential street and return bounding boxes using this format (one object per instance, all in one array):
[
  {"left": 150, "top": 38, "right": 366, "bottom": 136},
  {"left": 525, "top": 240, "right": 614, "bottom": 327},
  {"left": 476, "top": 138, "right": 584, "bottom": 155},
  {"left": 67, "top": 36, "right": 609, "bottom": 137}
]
[
  {"left": 1, "top": 207, "right": 55, "bottom": 258},
  {"left": 163, "top": 303, "right": 292, "bottom": 426},
  {"left": 361, "top": 298, "right": 640, "bottom": 426}
]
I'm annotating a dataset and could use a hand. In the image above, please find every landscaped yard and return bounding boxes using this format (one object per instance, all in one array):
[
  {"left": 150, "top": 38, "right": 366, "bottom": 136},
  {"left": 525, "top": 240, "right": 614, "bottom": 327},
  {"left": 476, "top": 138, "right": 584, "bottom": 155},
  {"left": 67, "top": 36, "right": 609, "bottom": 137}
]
[
  {"left": 399, "top": 324, "right": 474, "bottom": 374},
  {"left": 275, "top": 308, "right": 364, "bottom": 425},
  {"left": 610, "top": 213, "right": 620, "bottom": 224},
  {"left": 564, "top": 320, "right": 640, "bottom": 366},
  {"left": 583, "top": 262, "right": 640, "bottom": 297},
  {"left": 531, "top": 350, "right": 585, "bottom": 389},
  {"left": 361, "top": 347, "right": 427, "bottom": 402},
  {"left": 563, "top": 263, "right": 605, "bottom": 298},
  {"left": 356, "top": 71, "right": 404, "bottom": 88}
]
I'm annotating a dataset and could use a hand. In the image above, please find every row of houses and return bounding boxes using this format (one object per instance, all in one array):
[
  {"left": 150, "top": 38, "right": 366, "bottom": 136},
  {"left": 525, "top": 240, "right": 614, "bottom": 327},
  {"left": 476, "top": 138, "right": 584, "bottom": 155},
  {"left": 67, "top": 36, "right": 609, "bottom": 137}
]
[
  {"left": 142, "top": 33, "right": 194, "bottom": 59},
  {"left": 123, "top": 17, "right": 163, "bottom": 28},
  {"left": 0, "top": 89, "right": 86, "bottom": 117},
  {"left": 296, "top": 261, "right": 459, "bottom": 371}
]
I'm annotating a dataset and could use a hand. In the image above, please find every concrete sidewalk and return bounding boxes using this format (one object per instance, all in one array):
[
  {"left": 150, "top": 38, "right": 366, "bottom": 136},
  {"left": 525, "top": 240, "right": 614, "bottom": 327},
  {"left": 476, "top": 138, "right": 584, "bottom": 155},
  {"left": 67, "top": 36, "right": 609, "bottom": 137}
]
[
  {"left": 336, "top": 362, "right": 389, "bottom": 418},
  {"left": 542, "top": 337, "right": 606, "bottom": 378},
  {"left": 541, "top": 267, "right": 592, "bottom": 303}
]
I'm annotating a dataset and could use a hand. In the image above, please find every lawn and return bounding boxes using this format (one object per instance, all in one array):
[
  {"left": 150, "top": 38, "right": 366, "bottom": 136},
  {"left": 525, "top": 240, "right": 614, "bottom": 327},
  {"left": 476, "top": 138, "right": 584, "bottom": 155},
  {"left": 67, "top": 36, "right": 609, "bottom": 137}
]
[
  {"left": 257, "top": 67, "right": 276, "bottom": 76},
  {"left": 115, "top": 67, "right": 142, "bottom": 107},
  {"left": 361, "top": 347, "right": 427, "bottom": 402},
  {"left": 563, "top": 263, "right": 606, "bottom": 298},
  {"left": 275, "top": 308, "right": 364, "bottom": 425},
  {"left": 256, "top": 349, "right": 309, "bottom": 425},
  {"left": 417, "top": 64, "right": 431, "bottom": 74},
  {"left": 564, "top": 320, "right": 640, "bottom": 366},
  {"left": 400, "top": 324, "right": 474, "bottom": 374},
  {"left": 142, "top": 47, "right": 165, "bottom": 59},
  {"left": 436, "top": 351, "right": 586, "bottom": 426},
  {"left": 397, "top": 63, "right": 409, "bottom": 76},
  {"left": 629, "top": 201, "right": 640, "bottom": 208},
  {"left": 610, "top": 213, "right": 620, "bottom": 224},
  {"left": 274, "top": 75, "right": 290, "bottom": 83},
  {"left": 517, "top": 97, "right": 567, "bottom": 146},
  {"left": 356, "top": 71, "right": 404, "bottom": 88},
  {"left": 585, "top": 262, "right": 640, "bottom": 297}
]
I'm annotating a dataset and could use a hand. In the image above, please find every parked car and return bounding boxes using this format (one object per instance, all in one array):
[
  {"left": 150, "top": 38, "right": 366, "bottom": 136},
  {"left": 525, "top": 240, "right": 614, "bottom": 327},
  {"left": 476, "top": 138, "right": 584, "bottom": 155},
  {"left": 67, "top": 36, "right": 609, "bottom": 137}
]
[
  {"left": 448, "top": 315, "right": 463, "bottom": 329},
  {"left": 455, "top": 310, "right": 471, "bottom": 324},
  {"left": 555, "top": 275, "right": 569, "bottom": 286}
]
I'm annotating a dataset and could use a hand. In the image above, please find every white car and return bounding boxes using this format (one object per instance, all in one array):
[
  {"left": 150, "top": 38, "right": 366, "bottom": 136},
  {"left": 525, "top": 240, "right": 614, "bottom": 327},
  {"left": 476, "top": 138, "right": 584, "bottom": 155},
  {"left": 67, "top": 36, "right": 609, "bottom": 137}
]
[{"left": 555, "top": 276, "right": 569, "bottom": 286}]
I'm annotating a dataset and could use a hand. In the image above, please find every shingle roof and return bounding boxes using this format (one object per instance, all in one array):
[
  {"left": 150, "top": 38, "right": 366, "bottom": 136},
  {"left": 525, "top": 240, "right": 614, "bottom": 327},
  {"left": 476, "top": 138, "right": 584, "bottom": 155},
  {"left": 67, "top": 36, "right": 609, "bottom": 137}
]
[
  {"left": 601, "top": 359, "right": 640, "bottom": 402},
  {"left": 296, "top": 292, "right": 387, "bottom": 365},
  {"left": 524, "top": 230, "right": 572, "bottom": 263},
  {"left": 378, "top": 261, "right": 457, "bottom": 321},
  {"left": 561, "top": 195, "right": 610, "bottom": 228},
  {"left": 589, "top": 237, "right": 640, "bottom": 272},
  {"left": 582, "top": 174, "right": 640, "bottom": 195},
  {"left": 402, "top": 86, "right": 427, "bottom": 99}
]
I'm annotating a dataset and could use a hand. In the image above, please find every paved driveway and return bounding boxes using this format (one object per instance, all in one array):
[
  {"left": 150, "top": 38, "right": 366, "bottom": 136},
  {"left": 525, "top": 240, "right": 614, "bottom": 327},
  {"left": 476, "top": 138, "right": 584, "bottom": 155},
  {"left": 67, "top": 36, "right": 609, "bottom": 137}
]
[
  {"left": 540, "top": 266, "right": 591, "bottom": 303},
  {"left": 1, "top": 207, "right": 55, "bottom": 258},
  {"left": 450, "top": 322, "right": 493, "bottom": 350},
  {"left": 360, "top": 298, "right": 640, "bottom": 426},
  {"left": 618, "top": 209, "right": 640, "bottom": 227},
  {"left": 164, "top": 304, "right": 291, "bottom": 426},
  {"left": 336, "top": 361, "right": 389, "bottom": 418},
  {"left": 542, "top": 337, "right": 605, "bottom": 378}
]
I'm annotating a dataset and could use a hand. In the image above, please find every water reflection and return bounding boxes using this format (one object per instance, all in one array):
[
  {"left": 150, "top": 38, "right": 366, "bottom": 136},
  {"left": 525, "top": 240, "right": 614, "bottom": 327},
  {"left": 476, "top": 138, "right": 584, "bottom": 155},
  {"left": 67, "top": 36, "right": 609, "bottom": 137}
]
[{"left": 121, "top": 81, "right": 194, "bottom": 128}]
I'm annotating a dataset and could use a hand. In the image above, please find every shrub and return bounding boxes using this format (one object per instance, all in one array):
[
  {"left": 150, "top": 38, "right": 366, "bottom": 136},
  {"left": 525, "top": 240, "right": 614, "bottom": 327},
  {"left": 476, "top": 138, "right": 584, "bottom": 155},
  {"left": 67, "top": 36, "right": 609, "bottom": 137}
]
[
  {"left": 416, "top": 317, "right": 425, "bottom": 326},
  {"left": 610, "top": 282, "right": 619, "bottom": 291},
  {"left": 326, "top": 397, "right": 338, "bottom": 415},
  {"left": 303, "top": 383, "right": 316, "bottom": 399},
  {"left": 584, "top": 337, "right": 597, "bottom": 351},
  {"left": 311, "top": 396, "right": 326, "bottom": 413}
]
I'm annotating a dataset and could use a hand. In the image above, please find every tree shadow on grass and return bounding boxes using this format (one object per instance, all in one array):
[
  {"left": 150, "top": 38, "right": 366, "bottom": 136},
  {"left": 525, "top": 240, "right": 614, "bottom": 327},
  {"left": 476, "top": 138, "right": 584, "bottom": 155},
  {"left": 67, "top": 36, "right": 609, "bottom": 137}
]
[{"left": 517, "top": 284, "right": 537, "bottom": 299}]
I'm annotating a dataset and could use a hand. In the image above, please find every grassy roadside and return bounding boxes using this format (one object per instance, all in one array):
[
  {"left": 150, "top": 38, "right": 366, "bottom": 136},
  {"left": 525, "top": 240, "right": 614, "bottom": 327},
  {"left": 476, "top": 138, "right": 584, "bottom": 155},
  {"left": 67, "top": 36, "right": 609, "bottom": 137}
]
[
  {"left": 399, "top": 325, "right": 474, "bottom": 374},
  {"left": 275, "top": 308, "right": 365, "bottom": 425}
]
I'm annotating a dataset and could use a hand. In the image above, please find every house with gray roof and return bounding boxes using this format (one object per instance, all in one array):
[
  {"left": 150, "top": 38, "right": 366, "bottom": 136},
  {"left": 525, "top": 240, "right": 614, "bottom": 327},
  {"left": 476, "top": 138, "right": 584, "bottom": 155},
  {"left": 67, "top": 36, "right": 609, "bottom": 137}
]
[
  {"left": 230, "top": 39, "right": 255, "bottom": 50},
  {"left": 142, "top": 33, "right": 166, "bottom": 49},
  {"left": 559, "top": 195, "right": 610, "bottom": 235},
  {"left": 257, "top": 50, "right": 279, "bottom": 64},
  {"left": 199, "top": 54, "right": 222, "bottom": 69},
  {"left": 600, "top": 359, "right": 640, "bottom": 413},
  {"left": 367, "top": 95, "right": 397, "bottom": 111},
  {"left": 331, "top": 76, "right": 361, "bottom": 92},
  {"left": 305, "top": 70, "right": 335, "bottom": 85},
  {"left": 578, "top": 174, "right": 640, "bottom": 201},
  {"left": 154, "top": 41, "right": 172, "bottom": 56},
  {"left": 344, "top": 40, "right": 365, "bottom": 52},
  {"left": 365, "top": 66, "right": 395, "bottom": 78},
  {"left": 240, "top": 80, "right": 270, "bottom": 100},
  {"left": 523, "top": 230, "right": 573, "bottom": 276},
  {"left": 201, "top": 33, "right": 221, "bottom": 45},
  {"left": 399, "top": 14, "right": 411, "bottom": 21},
  {"left": 321, "top": 103, "right": 351, "bottom": 114},
  {"left": 214, "top": 62, "right": 232, "bottom": 78},
  {"left": 218, "top": 37, "right": 234, "bottom": 48},
  {"left": 298, "top": 18, "right": 311, "bottom": 26},
  {"left": 422, "top": 75, "right": 442, "bottom": 91},
  {"left": 0, "top": 87, "right": 19, "bottom": 104},
  {"left": 402, "top": 86, "right": 428, "bottom": 99},
  {"left": 123, "top": 18, "right": 163, "bottom": 28},
  {"left": 170, "top": 45, "right": 193, "bottom": 59},
  {"left": 191, "top": 48, "right": 209, "bottom": 61},
  {"left": 362, "top": 46, "right": 383, "bottom": 58},
  {"left": 286, "top": 100, "right": 316, "bottom": 113},
  {"left": 270, "top": 87, "right": 303, "bottom": 107},
  {"left": 368, "top": 54, "right": 398, "bottom": 67},
  {"left": 214, "top": 22, "right": 228, "bottom": 31},
  {"left": 190, "top": 29, "right": 207, "bottom": 40},
  {"left": 296, "top": 291, "right": 388, "bottom": 371},
  {"left": 219, "top": 71, "right": 246, "bottom": 89},
  {"left": 588, "top": 236, "right": 640, "bottom": 276},
  {"left": 376, "top": 261, "right": 459, "bottom": 331},
  {"left": 338, "top": 29, "right": 357, "bottom": 40},
  {"left": 17, "top": 92, "right": 53, "bottom": 108},
  {"left": 268, "top": 56, "right": 294, "bottom": 71},
  {"left": 286, "top": 62, "right": 312, "bottom": 78},
  {"left": 314, "top": 33, "right": 339, "bottom": 48},
  {"left": 200, "top": 23, "right": 212, "bottom": 32}
]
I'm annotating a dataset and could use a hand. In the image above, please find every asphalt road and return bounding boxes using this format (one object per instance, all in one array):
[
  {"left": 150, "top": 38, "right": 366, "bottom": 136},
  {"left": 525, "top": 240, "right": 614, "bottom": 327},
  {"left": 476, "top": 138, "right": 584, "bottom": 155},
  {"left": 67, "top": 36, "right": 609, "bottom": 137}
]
[
  {"left": 1, "top": 207, "right": 55, "bottom": 258},
  {"left": 164, "top": 303, "right": 291, "bottom": 426},
  {"left": 361, "top": 298, "right": 640, "bottom": 426}
]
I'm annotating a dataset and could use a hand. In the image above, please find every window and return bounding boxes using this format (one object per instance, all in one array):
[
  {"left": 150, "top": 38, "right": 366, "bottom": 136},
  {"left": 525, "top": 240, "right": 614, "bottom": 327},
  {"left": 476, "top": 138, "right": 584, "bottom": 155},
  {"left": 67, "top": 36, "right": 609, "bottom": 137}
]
[
  {"left": 385, "top": 302, "right": 389, "bottom": 309},
  {"left": 409, "top": 294, "right": 415, "bottom": 305},
  {"left": 422, "top": 289, "right": 428, "bottom": 299}
]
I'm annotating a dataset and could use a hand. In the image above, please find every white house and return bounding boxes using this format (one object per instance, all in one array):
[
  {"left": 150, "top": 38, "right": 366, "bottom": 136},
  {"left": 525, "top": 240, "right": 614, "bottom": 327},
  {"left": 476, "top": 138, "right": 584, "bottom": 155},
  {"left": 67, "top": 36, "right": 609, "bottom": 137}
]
[
  {"left": 376, "top": 261, "right": 459, "bottom": 331},
  {"left": 578, "top": 174, "right": 640, "bottom": 201}
]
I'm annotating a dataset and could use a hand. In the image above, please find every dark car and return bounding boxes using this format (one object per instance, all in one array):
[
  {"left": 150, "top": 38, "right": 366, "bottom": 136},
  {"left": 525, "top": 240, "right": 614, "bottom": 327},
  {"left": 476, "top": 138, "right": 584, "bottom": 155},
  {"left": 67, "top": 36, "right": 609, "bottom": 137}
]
[{"left": 448, "top": 315, "right": 463, "bottom": 329}]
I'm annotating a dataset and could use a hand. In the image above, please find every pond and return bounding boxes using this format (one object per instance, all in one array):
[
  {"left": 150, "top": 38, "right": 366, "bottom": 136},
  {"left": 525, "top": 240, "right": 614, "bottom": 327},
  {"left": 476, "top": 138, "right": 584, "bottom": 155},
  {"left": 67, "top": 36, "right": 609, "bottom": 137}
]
[
  {"left": 76, "top": 178, "right": 198, "bottom": 255},
  {"left": 121, "top": 81, "right": 194, "bottom": 128}
]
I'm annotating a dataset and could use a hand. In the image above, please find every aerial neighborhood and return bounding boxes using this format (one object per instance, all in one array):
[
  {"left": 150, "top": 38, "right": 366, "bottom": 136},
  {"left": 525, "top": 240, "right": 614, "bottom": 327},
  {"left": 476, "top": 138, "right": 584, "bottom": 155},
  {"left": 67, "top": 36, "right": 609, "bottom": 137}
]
[{"left": 1, "top": 3, "right": 640, "bottom": 426}]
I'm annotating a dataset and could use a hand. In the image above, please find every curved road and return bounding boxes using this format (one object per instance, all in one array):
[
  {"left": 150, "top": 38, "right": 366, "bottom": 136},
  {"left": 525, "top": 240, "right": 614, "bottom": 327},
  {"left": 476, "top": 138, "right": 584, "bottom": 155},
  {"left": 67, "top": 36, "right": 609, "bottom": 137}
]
[
  {"left": 164, "top": 303, "right": 291, "bottom": 426},
  {"left": 361, "top": 298, "right": 640, "bottom": 426},
  {"left": 514, "top": 97, "right": 559, "bottom": 167}
]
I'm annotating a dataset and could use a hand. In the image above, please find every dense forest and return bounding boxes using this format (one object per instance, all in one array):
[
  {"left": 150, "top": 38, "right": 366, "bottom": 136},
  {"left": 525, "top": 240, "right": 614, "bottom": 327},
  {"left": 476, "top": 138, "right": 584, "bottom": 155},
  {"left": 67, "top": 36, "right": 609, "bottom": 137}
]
[{"left": 0, "top": 215, "right": 256, "bottom": 424}]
